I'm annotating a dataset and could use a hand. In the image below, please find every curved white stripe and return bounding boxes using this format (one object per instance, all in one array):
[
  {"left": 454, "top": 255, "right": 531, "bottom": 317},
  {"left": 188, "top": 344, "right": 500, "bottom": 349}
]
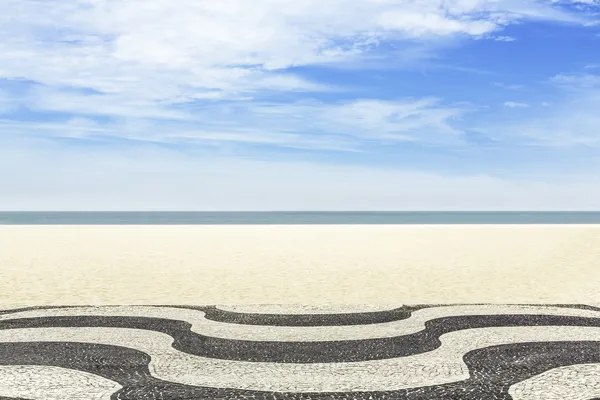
[
  {"left": 0, "top": 365, "right": 121, "bottom": 400},
  {"left": 214, "top": 305, "right": 404, "bottom": 314},
  {"left": 509, "top": 363, "right": 600, "bottom": 400},
  {"left": 1, "top": 326, "right": 600, "bottom": 392},
  {"left": 2, "top": 305, "right": 600, "bottom": 342}
]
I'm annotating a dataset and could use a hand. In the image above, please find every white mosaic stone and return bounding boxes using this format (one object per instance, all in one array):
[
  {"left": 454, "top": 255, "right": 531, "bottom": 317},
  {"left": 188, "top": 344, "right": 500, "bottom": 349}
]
[
  {"left": 0, "top": 365, "right": 122, "bottom": 400},
  {"left": 509, "top": 363, "right": 600, "bottom": 400}
]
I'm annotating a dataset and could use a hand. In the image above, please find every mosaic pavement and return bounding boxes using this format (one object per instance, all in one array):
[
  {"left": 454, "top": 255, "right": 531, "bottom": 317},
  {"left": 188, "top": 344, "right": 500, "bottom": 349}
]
[{"left": 1, "top": 304, "right": 600, "bottom": 399}]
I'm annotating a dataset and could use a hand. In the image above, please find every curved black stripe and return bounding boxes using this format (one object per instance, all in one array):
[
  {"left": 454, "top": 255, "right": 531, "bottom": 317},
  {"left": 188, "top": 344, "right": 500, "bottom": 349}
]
[
  {"left": 1, "top": 340, "right": 600, "bottom": 399},
  {"left": 2, "top": 304, "right": 597, "bottom": 326},
  {"left": 4, "top": 314, "right": 600, "bottom": 363},
  {"left": 193, "top": 305, "right": 427, "bottom": 326},
  {"left": 180, "top": 304, "right": 600, "bottom": 326}
]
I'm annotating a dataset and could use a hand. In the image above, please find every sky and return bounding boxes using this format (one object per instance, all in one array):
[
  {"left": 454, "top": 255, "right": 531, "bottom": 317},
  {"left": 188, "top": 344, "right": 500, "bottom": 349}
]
[{"left": 1, "top": 0, "right": 600, "bottom": 211}]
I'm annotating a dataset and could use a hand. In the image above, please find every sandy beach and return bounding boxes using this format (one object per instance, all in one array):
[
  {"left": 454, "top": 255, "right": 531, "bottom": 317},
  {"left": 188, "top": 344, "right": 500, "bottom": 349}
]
[{"left": 1, "top": 225, "right": 600, "bottom": 307}]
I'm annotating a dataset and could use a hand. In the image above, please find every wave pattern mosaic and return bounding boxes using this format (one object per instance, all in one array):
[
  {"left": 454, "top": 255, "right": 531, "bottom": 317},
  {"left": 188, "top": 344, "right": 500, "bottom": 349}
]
[{"left": 1, "top": 304, "right": 600, "bottom": 399}]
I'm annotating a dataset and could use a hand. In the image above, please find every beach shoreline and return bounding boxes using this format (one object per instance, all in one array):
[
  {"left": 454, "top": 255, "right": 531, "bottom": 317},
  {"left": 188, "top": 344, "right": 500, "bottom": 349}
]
[{"left": 2, "top": 225, "right": 600, "bottom": 307}]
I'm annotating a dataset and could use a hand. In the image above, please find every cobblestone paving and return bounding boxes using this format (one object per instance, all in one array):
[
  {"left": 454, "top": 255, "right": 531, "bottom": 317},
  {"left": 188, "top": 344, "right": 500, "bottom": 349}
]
[{"left": 0, "top": 304, "right": 599, "bottom": 399}]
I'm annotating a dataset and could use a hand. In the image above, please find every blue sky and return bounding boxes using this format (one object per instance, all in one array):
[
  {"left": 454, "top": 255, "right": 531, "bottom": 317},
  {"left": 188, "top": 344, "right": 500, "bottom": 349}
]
[{"left": 1, "top": 0, "right": 600, "bottom": 210}]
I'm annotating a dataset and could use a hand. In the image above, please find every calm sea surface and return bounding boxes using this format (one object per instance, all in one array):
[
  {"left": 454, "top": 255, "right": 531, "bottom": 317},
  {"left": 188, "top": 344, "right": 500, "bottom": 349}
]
[{"left": 1, "top": 212, "right": 600, "bottom": 225}]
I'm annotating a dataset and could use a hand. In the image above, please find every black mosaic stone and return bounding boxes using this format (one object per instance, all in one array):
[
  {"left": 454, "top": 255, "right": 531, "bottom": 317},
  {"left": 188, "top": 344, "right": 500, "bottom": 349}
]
[{"left": 191, "top": 305, "right": 430, "bottom": 326}]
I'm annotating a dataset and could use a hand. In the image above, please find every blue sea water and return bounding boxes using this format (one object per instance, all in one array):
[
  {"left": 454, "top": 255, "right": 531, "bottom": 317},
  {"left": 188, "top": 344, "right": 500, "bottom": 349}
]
[{"left": 1, "top": 212, "right": 600, "bottom": 225}]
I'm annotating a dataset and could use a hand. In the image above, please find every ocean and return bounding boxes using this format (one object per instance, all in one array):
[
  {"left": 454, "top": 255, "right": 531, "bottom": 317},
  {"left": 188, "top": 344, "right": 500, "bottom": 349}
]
[{"left": 1, "top": 211, "right": 600, "bottom": 224}]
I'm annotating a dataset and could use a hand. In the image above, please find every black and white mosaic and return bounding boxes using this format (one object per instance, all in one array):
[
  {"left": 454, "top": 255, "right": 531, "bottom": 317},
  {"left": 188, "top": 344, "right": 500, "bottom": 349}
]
[{"left": 1, "top": 304, "right": 600, "bottom": 399}]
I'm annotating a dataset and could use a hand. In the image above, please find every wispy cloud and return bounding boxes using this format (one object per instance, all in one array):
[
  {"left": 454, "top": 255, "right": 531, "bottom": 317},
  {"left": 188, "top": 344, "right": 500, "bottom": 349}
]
[
  {"left": 504, "top": 101, "right": 530, "bottom": 108},
  {"left": 550, "top": 73, "right": 600, "bottom": 89},
  {"left": 0, "top": 0, "right": 593, "bottom": 122},
  {"left": 493, "top": 82, "right": 524, "bottom": 90},
  {"left": 483, "top": 71, "right": 600, "bottom": 147},
  {"left": 1, "top": 97, "right": 467, "bottom": 149},
  {"left": 25, "top": 87, "right": 192, "bottom": 120},
  {"left": 562, "top": 0, "right": 600, "bottom": 6},
  {"left": 493, "top": 36, "right": 517, "bottom": 41},
  {"left": 0, "top": 89, "right": 18, "bottom": 114}
]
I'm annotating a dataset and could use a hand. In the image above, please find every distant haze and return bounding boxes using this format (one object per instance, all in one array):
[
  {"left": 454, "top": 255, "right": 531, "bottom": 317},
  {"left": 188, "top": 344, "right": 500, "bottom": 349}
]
[{"left": 2, "top": 142, "right": 599, "bottom": 211}]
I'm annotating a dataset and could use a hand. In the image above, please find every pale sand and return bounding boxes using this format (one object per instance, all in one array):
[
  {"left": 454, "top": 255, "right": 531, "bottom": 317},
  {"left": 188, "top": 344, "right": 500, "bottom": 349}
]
[{"left": 1, "top": 225, "right": 600, "bottom": 307}]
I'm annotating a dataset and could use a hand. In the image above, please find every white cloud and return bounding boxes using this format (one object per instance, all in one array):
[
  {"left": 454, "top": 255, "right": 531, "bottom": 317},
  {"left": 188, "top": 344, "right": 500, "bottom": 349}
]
[
  {"left": 482, "top": 72, "right": 600, "bottom": 147},
  {"left": 0, "top": 118, "right": 359, "bottom": 151},
  {"left": 562, "top": 0, "right": 600, "bottom": 5},
  {"left": 25, "top": 87, "right": 191, "bottom": 120},
  {"left": 321, "top": 98, "right": 465, "bottom": 140},
  {"left": 504, "top": 101, "right": 530, "bottom": 108},
  {"left": 2, "top": 139, "right": 600, "bottom": 211},
  {"left": 0, "top": 89, "right": 18, "bottom": 114},
  {"left": 170, "top": 98, "right": 466, "bottom": 145},
  {"left": 0, "top": 0, "right": 591, "bottom": 106},
  {"left": 0, "top": 0, "right": 596, "bottom": 152},
  {"left": 550, "top": 73, "right": 600, "bottom": 89},
  {"left": 494, "top": 36, "right": 517, "bottom": 41},
  {"left": 493, "top": 82, "right": 524, "bottom": 90},
  {"left": 376, "top": 10, "right": 497, "bottom": 37},
  {"left": 515, "top": 96, "right": 600, "bottom": 147},
  {"left": 0, "top": 97, "right": 466, "bottom": 148}
]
